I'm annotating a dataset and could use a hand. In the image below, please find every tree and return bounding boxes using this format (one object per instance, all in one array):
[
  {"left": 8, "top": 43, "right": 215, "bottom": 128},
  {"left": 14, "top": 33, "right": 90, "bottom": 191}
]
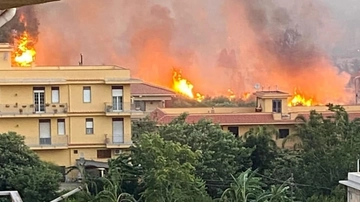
[
  {"left": 243, "top": 126, "right": 279, "bottom": 173},
  {"left": 220, "top": 169, "right": 292, "bottom": 202},
  {"left": 282, "top": 105, "right": 360, "bottom": 199},
  {"left": 119, "top": 133, "right": 211, "bottom": 202},
  {"left": 0, "top": 132, "right": 62, "bottom": 202},
  {"left": 131, "top": 117, "right": 157, "bottom": 140},
  {"left": 157, "top": 114, "right": 253, "bottom": 198}
]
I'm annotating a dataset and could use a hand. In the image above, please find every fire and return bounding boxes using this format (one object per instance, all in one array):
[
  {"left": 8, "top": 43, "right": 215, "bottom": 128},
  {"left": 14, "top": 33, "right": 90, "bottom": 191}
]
[
  {"left": 288, "top": 89, "right": 313, "bottom": 106},
  {"left": 11, "top": 14, "right": 36, "bottom": 67},
  {"left": 172, "top": 69, "right": 204, "bottom": 102},
  {"left": 242, "top": 92, "right": 251, "bottom": 100},
  {"left": 228, "top": 89, "right": 236, "bottom": 100}
]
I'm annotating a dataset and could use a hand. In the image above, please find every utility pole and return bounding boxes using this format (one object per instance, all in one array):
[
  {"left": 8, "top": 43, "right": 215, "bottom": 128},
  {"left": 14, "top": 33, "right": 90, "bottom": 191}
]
[{"left": 290, "top": 173, "right": 294, "bottom": 202}]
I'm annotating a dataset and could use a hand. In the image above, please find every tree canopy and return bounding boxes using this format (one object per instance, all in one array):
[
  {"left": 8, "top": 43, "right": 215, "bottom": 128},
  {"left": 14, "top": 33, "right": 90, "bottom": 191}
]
[{"left": 0, "top": 132, "right": 62, "bottom": 202}]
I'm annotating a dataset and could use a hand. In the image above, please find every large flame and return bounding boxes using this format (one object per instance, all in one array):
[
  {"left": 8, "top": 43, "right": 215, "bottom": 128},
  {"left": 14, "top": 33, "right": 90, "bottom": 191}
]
[
  {"left": 11, "top": 14, "right": 36, "bottom": 67},
  {"left": 288, "top": 89, "right": 314, "bottom": 106},
  {"left": 172, "top": 69, "right": 204, "bottom": 102}
]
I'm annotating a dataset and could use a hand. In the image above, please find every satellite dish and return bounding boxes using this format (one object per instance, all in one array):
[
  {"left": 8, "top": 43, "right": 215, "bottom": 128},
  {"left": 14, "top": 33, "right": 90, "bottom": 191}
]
[{"left": 254, "top": 83, "right": 260, "bottom": 90}]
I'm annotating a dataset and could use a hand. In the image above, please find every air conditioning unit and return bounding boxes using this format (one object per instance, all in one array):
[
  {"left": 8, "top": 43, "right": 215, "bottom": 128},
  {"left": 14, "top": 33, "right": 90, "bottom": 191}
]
[{"left": 114, "top": 149, "right": 121, "bottom": 155}]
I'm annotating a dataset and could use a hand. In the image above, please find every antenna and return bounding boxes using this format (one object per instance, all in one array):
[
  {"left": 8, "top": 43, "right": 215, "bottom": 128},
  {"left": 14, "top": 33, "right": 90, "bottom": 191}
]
[
  {"left": 254, "top": 83, "right": 260, "bottom": 90},
  {"left": 79, "top": 54, "right": 83, "bottom": 66}
]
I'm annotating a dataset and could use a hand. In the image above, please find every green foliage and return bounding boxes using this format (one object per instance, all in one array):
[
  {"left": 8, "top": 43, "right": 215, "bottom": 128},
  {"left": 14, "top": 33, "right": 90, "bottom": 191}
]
[
  {"left": 170, "top": 95, "right": 255, "bottom": 108},
  {"left": 132, "top": 133, "right": 211, "bottom": 202},
  {"left": 156, "top": 114, "right": 253, "bottom": 198},
  {"left": 0, "top": 132, "right": 62, "bottom": 202},
  {"left": 131, "top": 117, "right": 157, "bottom": 140},
  {"left": 220, "top": 169, "right": 293, "bottom": 202},
  {"left": 243, "top": 126, "right": 279, "bottom": 173}
]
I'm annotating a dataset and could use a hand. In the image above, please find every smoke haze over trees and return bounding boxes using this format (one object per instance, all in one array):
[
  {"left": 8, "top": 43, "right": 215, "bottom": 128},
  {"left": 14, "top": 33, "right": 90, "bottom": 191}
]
[{"left": 2, "top": 1, "right": 360, "bottom": 103}]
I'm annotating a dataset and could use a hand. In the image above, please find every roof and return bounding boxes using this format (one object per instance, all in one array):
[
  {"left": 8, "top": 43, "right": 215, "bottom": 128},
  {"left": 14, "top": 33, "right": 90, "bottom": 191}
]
[
  {"left": 254, "top": 90, "right": 291, "bottom": 98},
  {"left": 131, "top": 83, "right": 176, "bottom": 96},
  {"left": 0, "top": 0, "right": 59, "bottom": 9},
  {"left": 150, "top": 108, "right": 360, "bottom": 125}
]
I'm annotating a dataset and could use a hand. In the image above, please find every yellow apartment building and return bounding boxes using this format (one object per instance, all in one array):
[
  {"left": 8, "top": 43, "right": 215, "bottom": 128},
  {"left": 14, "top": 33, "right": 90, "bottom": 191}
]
[
  {"left": 0, "top": 44, "right": 142, "bottom": 174},
  {"left": 151, "top": 90, "right": 360, "bottom": 148}
]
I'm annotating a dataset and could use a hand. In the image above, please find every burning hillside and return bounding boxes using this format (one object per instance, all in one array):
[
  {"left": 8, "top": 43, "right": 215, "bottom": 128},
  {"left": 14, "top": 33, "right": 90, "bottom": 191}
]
[{"left": 22, "top": 0, "right": 353, "bottom": 105}]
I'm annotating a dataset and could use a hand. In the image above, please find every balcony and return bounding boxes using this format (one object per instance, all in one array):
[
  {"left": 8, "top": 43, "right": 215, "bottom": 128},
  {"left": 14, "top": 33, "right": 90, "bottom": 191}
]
[
  {"left": 0, "top": 103, "right": 68, "bottom": 117},
  {"left": 104, "top": 102, "right": 144, "bottom": 116},
  {"left": 25, "top": 135, "right": 68, "bottom": 150},
  {"left": 104, "top": 135, "right": 133, "bottom": 149}
]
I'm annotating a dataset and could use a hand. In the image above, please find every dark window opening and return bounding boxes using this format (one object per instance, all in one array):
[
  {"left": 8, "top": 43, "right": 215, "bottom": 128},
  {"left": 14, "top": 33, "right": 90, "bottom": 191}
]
[
  {"left": 134, "top": 101, "right": 146, "bottom": 111},
  {"left": 279, "top": 129, "right": 290, "bottom": 139},
  {"left": 272, "top": 100, "right": 282, "bottom": 113},
  {"left": 228, "top": 126, "right": 239, "bottom": 137},
  {"left": 97, "top": 150, "right": 111, "bottom": 159},
  {"left": 73, "top": 150, "right": 78, "bottom": 154}
]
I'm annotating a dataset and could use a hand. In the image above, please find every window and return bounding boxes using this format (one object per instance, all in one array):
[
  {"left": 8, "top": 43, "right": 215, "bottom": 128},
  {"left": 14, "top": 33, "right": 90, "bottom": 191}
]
[
  {"left": 272, "top": 99, "right": 282, "bottom": 113},
  {"left": 39, "top": 119, "right": 51, "bottom": 144},
  {"left": 112, "top": 86, "right": 123, "bottom": 111},
  {"left": 83, "top": 86, "right": 91, "bottom": 103},
  {"left": 85, "top": 118, "right": 94, "bottom": 134},
  {"left": 51, "top": 87, "right": 60, "bottom": 103},
  {"left": 97, "top": 149, "right": 111, "bottom": 158},
  {"left": 112, "top": 118, "right": 124, "bottom": 143},
  {"left": 34, "top": 87, "right": 45, "bottom": 113},
  {"left": 57, "top": 119, "right": 65, "bottom": 135},
  {"left": 228, "top": 126, "right": 239, "bottom": 137},
  {"left": 279, "top": 129, "right": 290, "bottom": 139},
  {"left": 134, "top": 101, "right": 146, "bottom": 111}
]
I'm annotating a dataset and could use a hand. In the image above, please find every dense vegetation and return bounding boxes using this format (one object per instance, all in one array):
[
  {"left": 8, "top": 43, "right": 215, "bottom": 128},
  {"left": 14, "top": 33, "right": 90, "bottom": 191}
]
[
  {"left": 1, "top": 105, "right": 359, "bottom": 201},
  {"left": 170, "top": 95, "right": 256, "bottom": 108}
]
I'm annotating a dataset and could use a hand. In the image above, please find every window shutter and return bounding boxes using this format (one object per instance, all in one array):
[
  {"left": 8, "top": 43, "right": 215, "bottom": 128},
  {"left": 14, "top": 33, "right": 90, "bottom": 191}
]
[
  {"left": 112, "top": 89, "right": 123, "bottom": 96},
  {"left": 52, "top": 89, "right": 59, "bottom": 103},
  {"left": 86, "top": 120, "right": 93, "bottom": 128},
  {"left": 112, "top": 120, "right": 124, "bottom": 143},
  {"left": 57, "top": 120, "right": 65, "bottom": 135},
  {"left": 39, "top": 122, "right": 51, "bottom": 138}
]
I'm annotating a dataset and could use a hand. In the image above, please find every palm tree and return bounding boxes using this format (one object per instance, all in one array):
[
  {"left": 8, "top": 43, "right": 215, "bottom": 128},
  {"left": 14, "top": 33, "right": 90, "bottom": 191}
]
[{"left": 220, "top": 168, "right": 265, "bottom": 202}]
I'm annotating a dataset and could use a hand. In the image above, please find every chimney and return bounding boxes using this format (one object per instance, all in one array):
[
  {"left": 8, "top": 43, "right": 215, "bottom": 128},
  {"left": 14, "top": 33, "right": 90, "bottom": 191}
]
[
  {"left": 211, "top": 107, "right": 215, "bottom": 114},
  {"left": 79, "top": 54, "right": 83, "bottom": 66}
]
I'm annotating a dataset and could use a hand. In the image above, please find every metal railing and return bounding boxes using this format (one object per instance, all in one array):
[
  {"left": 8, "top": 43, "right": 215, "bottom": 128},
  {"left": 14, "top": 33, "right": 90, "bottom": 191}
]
[
  {"left": 104, "top": 135, "right": 133, "bottom": 145},
  {"left": 0, "top": 103, "right": 68, "bottom": 115},
  {"left": 104, "top": 102, "right": 144, "bottom": 113},
  {"left": 25, "top": 135, "right": 68, "bottom": 147}
]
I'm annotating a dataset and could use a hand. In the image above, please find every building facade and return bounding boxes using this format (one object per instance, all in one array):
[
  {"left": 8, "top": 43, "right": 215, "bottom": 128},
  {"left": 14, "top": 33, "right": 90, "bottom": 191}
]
[
  {"left": 151, "top": 90, "right": 360, "bottom": 148},
  {"left": 0, "top": 44, "right": 142, "bottom": 171},
  {"left": 130, "top": 83, "right": 175, "bottom": 119}
]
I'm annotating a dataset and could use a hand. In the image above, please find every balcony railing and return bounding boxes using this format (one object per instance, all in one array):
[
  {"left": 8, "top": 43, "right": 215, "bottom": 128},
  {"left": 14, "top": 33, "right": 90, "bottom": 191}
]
[
  {"left": 25, "top": 135, "right": 68, "bottom": 148},
  {"left": 0, "top": 103, "right": 68, "bottom": 115},
  {"left": 104, "top": 102, "right": 144, "bottom": 113},
  {"left": 104, "top": 135, "right": 133, "bottom": 148}
]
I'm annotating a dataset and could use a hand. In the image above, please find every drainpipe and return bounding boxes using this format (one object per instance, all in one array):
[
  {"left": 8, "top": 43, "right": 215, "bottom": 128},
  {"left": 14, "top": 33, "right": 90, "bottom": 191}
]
[{"left": 0, "top": 9, "right": 17, "bottom": 28}]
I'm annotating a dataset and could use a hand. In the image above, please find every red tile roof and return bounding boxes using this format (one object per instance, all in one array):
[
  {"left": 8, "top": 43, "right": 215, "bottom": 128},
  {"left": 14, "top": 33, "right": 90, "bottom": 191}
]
[
  {"left": 131, "top": 83, "right": 175, "bottom": 96},
  {"left": 150, "top": 108, "right": 360, "bottom": 125}
]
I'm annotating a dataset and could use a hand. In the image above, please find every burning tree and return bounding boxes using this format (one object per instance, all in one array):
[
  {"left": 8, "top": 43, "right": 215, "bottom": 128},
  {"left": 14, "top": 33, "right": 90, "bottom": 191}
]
[{"left": 0, "top": 7, "right": 39, "bottom": 67}]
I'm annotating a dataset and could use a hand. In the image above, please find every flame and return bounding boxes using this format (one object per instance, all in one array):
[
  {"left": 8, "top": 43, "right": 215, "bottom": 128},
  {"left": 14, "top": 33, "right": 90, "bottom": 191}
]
[
  {"left": 11, "top": 14, "right": 36, "bottom": 67},
  {"left": 288, "top": 89, "right": 313, "bottom": 106},
  {"left": 242, "top": 92, "right": 251, "bottom": 100},
  {"left": 172, "top": 69, "right": 204, "bottom": 102},
  {"left": 228, "top": 89, "right": 236, "bottom": 100}
]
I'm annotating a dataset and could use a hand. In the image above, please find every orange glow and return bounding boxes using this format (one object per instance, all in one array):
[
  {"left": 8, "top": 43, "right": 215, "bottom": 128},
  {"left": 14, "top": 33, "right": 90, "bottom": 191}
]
[
  {"left": 228, "top": 89, "right": 236, "bottom": 100},
  {"left": 11, "top": 14, "right": 36, "bottom": 67},
  {"left": 172, "top": 69, "right": 204, "bottom": 102},
  {"left": 288, "top": 89, "right": 314, "bottom": 106},
  {"left": 242, "top": 92, "right": 251, "bottom": 101}
]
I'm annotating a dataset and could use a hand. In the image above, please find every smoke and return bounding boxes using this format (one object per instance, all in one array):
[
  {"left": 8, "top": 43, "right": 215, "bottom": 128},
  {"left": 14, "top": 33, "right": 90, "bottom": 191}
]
[
  {"left": 33, "top": 0, "right": 352, "bottom": 104},
  {"left": 0, "top": 6, "right": 39, "bottom": 43}
]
